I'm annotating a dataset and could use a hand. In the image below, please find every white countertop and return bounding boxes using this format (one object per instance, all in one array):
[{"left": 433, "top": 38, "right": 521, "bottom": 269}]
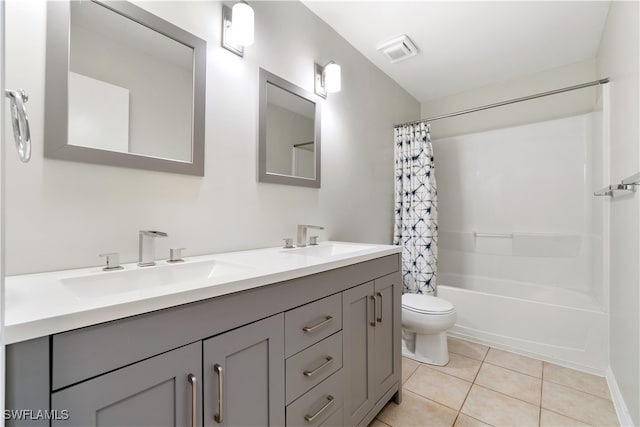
[{"left": 4, "top": 241, "right": 401, "bottom": 344}]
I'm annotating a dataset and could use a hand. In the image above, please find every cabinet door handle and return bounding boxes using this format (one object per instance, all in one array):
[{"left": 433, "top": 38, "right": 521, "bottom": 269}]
[
  {"left": 302, "top": 315, "right": 333, "bottom": 333},
  {"left": 188, "top": 374, "right": 197, "bottom": 427},
  {"left": 214, "top": 364, "right": 223, "bottom": 423},
  {"left": 370, "top": 295, "right": 376, "bottom": 327},
  {"left": 376, "top": 292, "right": 383, "bottom": 323},
  {"left": 303, "top": 356, "right": 334, "bottom": 377},
  {"left": 304, "top": 395, "right": 335, "bottom": 422}
]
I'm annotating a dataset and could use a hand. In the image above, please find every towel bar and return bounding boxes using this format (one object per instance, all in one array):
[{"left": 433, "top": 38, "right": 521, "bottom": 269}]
[
  {"left": 594, "top": 172, "right": 640, "bottom": 196},
  {"left": 474, "top": 232, "right": 514, "bottom": 239}
]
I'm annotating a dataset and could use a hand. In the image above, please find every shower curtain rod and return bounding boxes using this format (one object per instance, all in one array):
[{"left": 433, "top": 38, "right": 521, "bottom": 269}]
[{"left": 395, "top": 78, "right": 609, "bottom": 128}]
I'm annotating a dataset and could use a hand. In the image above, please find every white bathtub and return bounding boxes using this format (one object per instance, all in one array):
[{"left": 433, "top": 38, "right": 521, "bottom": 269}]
[{"left": 437, "top": 275, "right": 609, "bottom": 373}]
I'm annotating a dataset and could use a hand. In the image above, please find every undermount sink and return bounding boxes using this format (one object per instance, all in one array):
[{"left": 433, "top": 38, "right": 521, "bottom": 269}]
[
  {"left": 282, "top": 243, "right": 372, "bottom": 257},
  {"left": 62, "top": 259, "right": 250, "bottom": 299}
]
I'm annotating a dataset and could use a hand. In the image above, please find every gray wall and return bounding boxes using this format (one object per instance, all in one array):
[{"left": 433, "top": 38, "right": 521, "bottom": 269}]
[
  {"left": 421, "top": 59, "right": 598, "bottom": 140},
  {"left": 596, "top": 1, "right": 640, "bottom": 424},
  {"left": 3, "top": 0, "right": 419, "bottom": 275}
]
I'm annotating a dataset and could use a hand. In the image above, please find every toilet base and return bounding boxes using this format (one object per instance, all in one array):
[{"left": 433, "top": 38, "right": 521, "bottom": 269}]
[{"left": 401, "top": 329, "right": 450, "bottom": 366}]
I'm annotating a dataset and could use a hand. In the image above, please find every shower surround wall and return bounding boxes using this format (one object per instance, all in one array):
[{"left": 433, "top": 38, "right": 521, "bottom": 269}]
[
  {"left": 2, "top": 1, "right": 419, "bottom": 275},
  {"left": 432, "top": 112, "right": 608, "bottom": 372},
  {"left": 435, "top": 113, "right": 603, "bottom": 303},
  {"left": 596, "top": 1, "right": 640, "bottom": 424}
]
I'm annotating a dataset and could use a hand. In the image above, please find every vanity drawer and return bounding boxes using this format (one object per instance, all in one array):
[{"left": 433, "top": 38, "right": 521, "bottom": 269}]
[
  {"left": 285, "top": 293, "right": 342, "bottom": 357},
  {"left": 286, "top": 369, "right": 343, "bottom": 427},
  {"left": 286, "top": 331, "right": 343, "bottom": 404},
  {"left": 319, "top": 405, "right": 343, "bottom": 427}
]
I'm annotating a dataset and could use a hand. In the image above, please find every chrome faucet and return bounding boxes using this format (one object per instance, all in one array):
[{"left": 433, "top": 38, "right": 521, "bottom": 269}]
[
  {"left": 297, "top": 224, "right": 324, "bottom": 247},
  {"left": 138, "top": 230, "right": 168, "bottom": 267}
]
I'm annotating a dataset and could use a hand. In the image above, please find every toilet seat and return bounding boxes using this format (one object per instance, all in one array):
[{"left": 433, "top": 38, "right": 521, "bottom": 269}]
[{"left": 402, "top": 294, "right": 455, "bottom": 315}]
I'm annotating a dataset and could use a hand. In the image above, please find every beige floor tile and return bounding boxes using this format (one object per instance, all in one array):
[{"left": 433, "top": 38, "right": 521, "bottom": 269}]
[
  {"left": 404, "top": 365, "right": 472, "bottom": 410},
  {"left": 540, "top": 409, "right": 589, "bottom": 427},
  {"left": 453, "top": 413, "right": 492, "bottom": 427},
  {"left": 402, "top": 357, "right": 420, "bottom": 384},
  {"left": 475, "top": 362, "right": 542, "bottom": 405},
  {"left": 541, "top": 381, "right": 618, "bottom": 426},
  {"left": 428, "top": 352, "right": 483, "bottom": 382},
  {"left": 461, "top": 385, "right": 539, "bottom": 426},
  {"left": 378, "top": 390, "right": 458, "bottom": 427},
  {"left": 448, "top": 337, "right": 489, "bottom": 361},
  {"left": 543, "top": 362, "right": 611, "bottom": 400},
  {"left": 369, "top": 419, "right": 391, "bottom": 427},
  {"left": 484, "top": 348, "right": 542, "bottom": 378}
]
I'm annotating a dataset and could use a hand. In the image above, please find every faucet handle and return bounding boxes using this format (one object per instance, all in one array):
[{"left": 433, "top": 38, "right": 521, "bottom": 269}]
[
  {"left": 168, "top": 247, "right": 185, "bottom": 263},
  {"left": 283, "top": 238, "right": 294, "bottom": 249},
  {"left": 99, "top": 252, "right": 124, "bottom": 271},
  {"left": 309, "top": 236, "right": 319, "bottom": 246}
]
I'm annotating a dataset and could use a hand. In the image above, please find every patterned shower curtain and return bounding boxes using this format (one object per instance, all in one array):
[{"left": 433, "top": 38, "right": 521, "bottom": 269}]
[{"left": 393, "top": 122, "right": 438, "bottom": 295}]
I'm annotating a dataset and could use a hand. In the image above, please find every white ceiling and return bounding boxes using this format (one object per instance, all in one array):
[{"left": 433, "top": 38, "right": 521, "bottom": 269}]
[{"left": 303, "top": 1, "right": 611, "bottom": 103}]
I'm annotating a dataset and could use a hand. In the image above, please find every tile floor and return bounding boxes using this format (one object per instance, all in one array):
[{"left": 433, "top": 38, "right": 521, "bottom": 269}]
[{"left": 371, "top": 337, "right": 619, "bottom": 427}]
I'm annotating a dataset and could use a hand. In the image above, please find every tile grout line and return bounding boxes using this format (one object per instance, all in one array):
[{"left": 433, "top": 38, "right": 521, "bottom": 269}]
[
  {"left": 404, "top": 340, "right": 612, "bottom": 427},
  {"left": 443, "top": 340, "right": 614, "bottom": 426},
  {"left": 421, "top": 342, "right": 490, "bottom": 426},
  {"left": 539, "top": 364, "right": 544, "bottom": 427},
  {"left": 482, "top": 359, "right": 543, "bottom": 379},
  {"left": 472, "top": 383, "right": 542, "bottom": 410},
  {"left": 542, "top": 377, "right": 617, "bottom": 403},
  {"left": 543, "top": 407, "right": 599, "bottom": 426},
  {"left": 451, "top": 342, "right": 544, "bottom": 421},
  {"left": 452, "top": 348, "right": 489, "bottom": 427},
  {"left": 541, "top": 378, "right": 614, "bottom": 401}
]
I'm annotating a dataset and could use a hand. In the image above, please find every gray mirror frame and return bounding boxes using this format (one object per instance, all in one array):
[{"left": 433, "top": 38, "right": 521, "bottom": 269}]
[
  {"left": 44, "top": 0, "right": 207, "bottom": 176},
  {"left": 258, "top": 68, "right": 321, "bottom": 188}
]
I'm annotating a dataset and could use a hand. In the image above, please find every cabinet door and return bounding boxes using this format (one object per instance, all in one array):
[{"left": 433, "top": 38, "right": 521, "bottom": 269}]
[
  {"left": 203, "top": 314, "right": 285, "bottom": 427},
  {"left": 373, "top": 273, "right": 401, "bottom": 402},
  {"left": 342, "top": 281, "right": 375, "bottom": 426},
  {"left": 52, "top": 342, "right": 202, "bottom": 427}
]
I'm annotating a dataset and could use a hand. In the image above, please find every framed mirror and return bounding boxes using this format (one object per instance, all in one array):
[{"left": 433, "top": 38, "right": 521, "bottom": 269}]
[
  {"left": 45, "top": 0, "right": 206, "bottom": 176},
  {"left": 258, "top": 69, "right": 321, "bottom": 188}
]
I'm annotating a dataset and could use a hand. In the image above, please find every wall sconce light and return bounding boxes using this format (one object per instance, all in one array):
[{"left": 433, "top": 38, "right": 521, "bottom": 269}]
[
  {"left": 314, "top": 61, "right": 341, "bottom": 99},
  {"left": 222, "top": 2, "right": 254, "bottom": 57}
]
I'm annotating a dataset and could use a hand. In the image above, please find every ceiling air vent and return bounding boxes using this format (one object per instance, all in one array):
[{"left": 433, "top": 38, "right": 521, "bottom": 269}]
[{"left": 377, "top": 35, "right": 419, "bottom": 64}]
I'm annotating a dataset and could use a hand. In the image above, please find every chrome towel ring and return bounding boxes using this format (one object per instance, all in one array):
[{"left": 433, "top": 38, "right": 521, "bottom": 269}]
[{"left": 5, "top": 88, "right": 31, "bottom": 163}]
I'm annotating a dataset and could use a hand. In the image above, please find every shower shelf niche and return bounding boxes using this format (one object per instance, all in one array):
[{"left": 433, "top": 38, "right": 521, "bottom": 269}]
[{"left": 439, "top": 231, "right": 583, "bottom": 257}]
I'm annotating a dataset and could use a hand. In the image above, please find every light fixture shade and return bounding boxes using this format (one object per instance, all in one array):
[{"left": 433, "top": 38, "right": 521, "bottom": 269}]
[
  {"left": 231, "top": 2, "right": 254, "bottom": 46},
  {"left": 324, "top": 62, "right": 341, "bottom": 93}
]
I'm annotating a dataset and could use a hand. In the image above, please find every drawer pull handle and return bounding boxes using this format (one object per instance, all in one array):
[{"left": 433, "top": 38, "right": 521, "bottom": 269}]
[
  {"left": 188, "top": 374, "right": 197, "bottom": 427},
  {"left": 304, "top": 395, "right": 335, "bottom": 422},
  {"left": 370, "top": 295, "right": 376, "bottom": 327},
  {"left": 214, "top": 364, "right": 223, "bottom": 423},
  {"left": 376, "top": 292, "right": 383, "bottom": 323},
  {"left": 303, "top": 356, "right": 334, "bottom": 377},
  {"left": 302, "top": 315, "right": 333, "bottom": 333}
]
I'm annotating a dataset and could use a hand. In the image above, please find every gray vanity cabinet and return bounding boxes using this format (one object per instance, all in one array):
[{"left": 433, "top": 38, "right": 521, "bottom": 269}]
[
  {"left": 342, "top": 273, "right": 401, "bottom": 427},
  {"left": 7, "top": 254, "right": 401, "bottom": 427},
  {"left": 342, "top": 281, "right": 375, "bottom": 425},
  {"left": 51, "top": 342, "right": 202, "bottom": 427},
  {"left": 203, "top": 314, "right": 285, "bottom": 427},
  {"left": 371, "top": 273, "right": 400, "bottom": 401}
]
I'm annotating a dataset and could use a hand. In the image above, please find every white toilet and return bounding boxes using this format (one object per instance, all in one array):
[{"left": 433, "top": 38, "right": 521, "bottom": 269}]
[{"left": 401, "top": 293, "right": 456, "bottom": 366}]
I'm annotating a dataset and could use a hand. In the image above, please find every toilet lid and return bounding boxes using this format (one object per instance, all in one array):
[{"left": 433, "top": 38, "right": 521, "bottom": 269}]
[{"left": 402, "top": 294, "right": 455, "bottom": 315}]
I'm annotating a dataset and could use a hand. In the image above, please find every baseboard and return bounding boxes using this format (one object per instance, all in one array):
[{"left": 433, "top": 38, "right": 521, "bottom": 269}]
[{"left": 606, "top": 367, "right": 635, "bottom": 426}]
